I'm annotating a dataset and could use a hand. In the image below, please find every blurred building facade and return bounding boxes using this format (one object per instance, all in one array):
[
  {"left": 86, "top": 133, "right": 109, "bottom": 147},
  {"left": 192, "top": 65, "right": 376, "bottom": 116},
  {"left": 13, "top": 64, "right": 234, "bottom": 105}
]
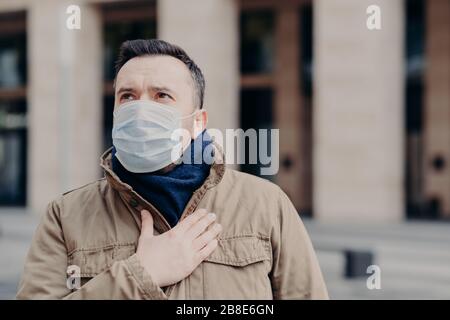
[{"left": 0, "top": 0, "right": 448, "bottom": 223}]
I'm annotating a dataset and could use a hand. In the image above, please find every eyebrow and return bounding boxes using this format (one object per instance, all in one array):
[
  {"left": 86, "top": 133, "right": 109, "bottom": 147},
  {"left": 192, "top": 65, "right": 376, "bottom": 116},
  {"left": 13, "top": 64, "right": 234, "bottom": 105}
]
[
  {"left": 116, "top": 86, "right": 176, "bottom": 96},
  {"left": 116, "top": 87, "right": 135, "bottom": 95},
  {"left": 151, "top": 86, "right": 176, "bottom": 96}
]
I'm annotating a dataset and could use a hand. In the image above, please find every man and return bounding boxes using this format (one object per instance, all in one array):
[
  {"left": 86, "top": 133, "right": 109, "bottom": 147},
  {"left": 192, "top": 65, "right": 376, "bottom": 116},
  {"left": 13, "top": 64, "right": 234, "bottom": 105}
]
[{"left": 17, "top": 39, "right": 328, "bottom": 299}]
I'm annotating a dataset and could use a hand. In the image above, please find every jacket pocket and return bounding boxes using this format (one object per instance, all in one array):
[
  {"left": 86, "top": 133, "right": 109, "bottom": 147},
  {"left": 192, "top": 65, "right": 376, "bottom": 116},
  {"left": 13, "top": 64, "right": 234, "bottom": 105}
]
[
  {"left": 202, "top": 235, "right": 273, "bottom": 299},
  {"left": 67, "top": 243, "right": 136, "bottom": 279}
]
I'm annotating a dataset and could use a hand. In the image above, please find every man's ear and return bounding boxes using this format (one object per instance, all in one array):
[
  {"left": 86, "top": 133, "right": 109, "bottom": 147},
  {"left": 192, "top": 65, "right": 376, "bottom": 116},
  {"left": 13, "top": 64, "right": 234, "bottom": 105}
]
[{"left": 193, "top": 109, "right": 208, "bottom": 139}]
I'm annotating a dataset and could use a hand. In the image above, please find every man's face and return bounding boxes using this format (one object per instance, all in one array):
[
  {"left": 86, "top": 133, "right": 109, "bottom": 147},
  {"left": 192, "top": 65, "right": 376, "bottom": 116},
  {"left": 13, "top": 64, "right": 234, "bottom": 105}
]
[{"left": 114, "top": 55, "right": 207, "bottom": 140}]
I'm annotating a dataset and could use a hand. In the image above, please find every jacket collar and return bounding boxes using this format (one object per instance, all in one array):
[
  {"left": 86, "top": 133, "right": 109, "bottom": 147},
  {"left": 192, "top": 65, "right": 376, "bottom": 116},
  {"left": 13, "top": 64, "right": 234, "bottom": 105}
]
[
  {"left": 100, "top": 142, "right": 226, "bottom": 233},
  {"left": 100, "top": 141, "right": 226, "bottom": 198}
]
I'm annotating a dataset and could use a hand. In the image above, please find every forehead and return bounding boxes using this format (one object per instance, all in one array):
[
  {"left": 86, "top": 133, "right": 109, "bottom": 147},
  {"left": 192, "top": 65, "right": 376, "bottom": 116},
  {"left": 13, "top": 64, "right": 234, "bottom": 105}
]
[{"left": 115, "top": 55, "right": 193, "bottom": 91}]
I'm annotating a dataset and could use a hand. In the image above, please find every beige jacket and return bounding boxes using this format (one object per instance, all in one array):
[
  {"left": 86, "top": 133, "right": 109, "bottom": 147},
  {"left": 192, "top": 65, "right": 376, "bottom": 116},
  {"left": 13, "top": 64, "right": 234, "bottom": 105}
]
[{"left": 16, "top": 146, "right": 328, "bottom": 300}]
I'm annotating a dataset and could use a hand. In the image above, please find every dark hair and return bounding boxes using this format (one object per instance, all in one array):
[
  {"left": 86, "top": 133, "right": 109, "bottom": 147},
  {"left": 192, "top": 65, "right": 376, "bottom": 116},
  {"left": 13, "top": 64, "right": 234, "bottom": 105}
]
[{"left": 115, "top": 39, "right": 205, "bottom": 109}]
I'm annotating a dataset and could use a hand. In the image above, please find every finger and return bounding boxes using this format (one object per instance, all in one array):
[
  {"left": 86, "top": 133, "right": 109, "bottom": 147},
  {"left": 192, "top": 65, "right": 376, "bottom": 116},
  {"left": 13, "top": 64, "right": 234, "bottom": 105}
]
[
  {"left": 140, "top": 210, "right": 154, "bottom": 236},
  {"left": 193, "top": 223, "right": 222, "bottom": 251},
  {"left": 196, "top": 238, "right": 218, "bottom": 263},
  {"left": 186, "top": 212, "right": 217, "bottom": 240},
  {"left": 174, "top": 208, "right": 208, "bottom": 234}
]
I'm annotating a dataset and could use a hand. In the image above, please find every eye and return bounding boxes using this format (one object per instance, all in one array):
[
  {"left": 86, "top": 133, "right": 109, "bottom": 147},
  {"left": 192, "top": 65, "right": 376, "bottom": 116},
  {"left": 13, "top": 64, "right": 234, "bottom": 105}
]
[
  {"left": 120, "top": 93, "right": 135, "bottom": 103},
  {"left": 155, "top": 92, "right": 174, "bottom": 101}
]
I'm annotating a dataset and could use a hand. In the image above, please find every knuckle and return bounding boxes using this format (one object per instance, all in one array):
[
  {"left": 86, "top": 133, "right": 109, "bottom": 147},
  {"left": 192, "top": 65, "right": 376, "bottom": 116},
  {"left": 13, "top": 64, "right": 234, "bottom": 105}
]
[
  {"left": 201, "top": 219, "right": 210, "bottom": 230},
  {"left": 167, "top": 229, "right": 179, "bottom": 240},
  {"left": 183, "top": 217, "right": 194, "bottom": 226},
  {"left": 206, "top": 230, "right": 215, "bottom": 240},
  {"left": 196, "top": 208, "right": 208, "bottom": 216}
]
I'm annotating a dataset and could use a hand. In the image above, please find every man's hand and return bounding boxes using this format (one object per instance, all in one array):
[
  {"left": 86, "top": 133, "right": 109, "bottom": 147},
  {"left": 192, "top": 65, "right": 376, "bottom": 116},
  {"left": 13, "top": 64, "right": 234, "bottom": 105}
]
[{"left": 136, "top": 208, "right": 222, "bottom": 288}]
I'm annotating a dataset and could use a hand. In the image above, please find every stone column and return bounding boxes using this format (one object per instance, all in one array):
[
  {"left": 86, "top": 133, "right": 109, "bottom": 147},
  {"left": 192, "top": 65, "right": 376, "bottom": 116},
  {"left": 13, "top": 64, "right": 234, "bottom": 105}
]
[
  {"left": 313, "top": 0, "right": 405, "bottom": 222},
  {"left": 28, "top": 0, "right": 102, "bottom": 214}
]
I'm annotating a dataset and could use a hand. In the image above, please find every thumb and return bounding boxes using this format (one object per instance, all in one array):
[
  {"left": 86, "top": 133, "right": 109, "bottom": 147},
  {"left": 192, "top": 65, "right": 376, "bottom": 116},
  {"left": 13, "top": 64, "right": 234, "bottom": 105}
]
[{"left": 140, "top": 210, "right": 154, "bottom": 236}]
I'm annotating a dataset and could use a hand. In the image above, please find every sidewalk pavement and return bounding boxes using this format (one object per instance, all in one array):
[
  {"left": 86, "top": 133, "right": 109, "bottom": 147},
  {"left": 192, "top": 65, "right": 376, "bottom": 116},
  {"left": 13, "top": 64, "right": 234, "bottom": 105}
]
[{"left": 0, "top": 209, "right": 38, "bottom": 299}]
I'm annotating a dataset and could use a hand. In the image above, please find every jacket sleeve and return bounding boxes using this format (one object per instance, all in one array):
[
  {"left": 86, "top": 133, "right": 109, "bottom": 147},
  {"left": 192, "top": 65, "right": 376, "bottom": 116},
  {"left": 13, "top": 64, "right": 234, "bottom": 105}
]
[
  {"left": 270, "top": 187, "right": 329, "bottom": 300},
  {"left": 16, "top": 200, "right": 166, "bottom": 300}
]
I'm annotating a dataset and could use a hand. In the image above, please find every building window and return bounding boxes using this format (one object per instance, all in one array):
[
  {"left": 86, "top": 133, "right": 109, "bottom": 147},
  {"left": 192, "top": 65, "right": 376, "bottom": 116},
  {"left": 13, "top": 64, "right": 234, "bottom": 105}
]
[
  {"left": 240, "top": 88, "right": 274, "bottom": 179},
  {"left": 239, "top": 7, "right": 275, "bottom": 180},
  {"left": 101, "top": 0, "right": 157, "bottom": 150},
  {"left": 0, "top": 11, "right": 27, "bottom": 206},
  {"left": 240, "top": 10, "right": 275, "bottom": 74},
  {"left": 405, "top": 0, "right": 426, "bottom": 218},
  {"left": 239, "top": 0, "right": 313, "bottom": 214}
]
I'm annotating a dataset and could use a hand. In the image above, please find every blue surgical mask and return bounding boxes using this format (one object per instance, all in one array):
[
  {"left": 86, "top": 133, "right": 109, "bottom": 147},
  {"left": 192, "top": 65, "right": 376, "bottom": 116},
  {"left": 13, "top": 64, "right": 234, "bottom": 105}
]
[{"left": 112, "top": 100, "right": 197, "bottom": 173}]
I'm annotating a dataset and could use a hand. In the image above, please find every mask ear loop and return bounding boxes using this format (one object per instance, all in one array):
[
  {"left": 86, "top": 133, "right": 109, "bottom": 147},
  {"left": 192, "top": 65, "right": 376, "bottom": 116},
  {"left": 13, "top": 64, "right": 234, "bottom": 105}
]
[
  {"left": 179, "top": 108, "right": 205, "bottom": 135},
  {"left": 179, "top": 108, "right": 201, "bottom": 120},
  {"left": 175, "top": 109, "right": 204, "bottom": 163},
  {"left": 193, "top": 109, "right": 206, "bottom": 137}
]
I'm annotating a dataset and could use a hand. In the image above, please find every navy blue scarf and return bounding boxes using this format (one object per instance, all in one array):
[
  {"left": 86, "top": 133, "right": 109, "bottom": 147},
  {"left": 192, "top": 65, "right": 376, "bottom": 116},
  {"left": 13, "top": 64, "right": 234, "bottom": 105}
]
[{"left": 112, "top": 130, "right": 214, "bottom": 227}]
